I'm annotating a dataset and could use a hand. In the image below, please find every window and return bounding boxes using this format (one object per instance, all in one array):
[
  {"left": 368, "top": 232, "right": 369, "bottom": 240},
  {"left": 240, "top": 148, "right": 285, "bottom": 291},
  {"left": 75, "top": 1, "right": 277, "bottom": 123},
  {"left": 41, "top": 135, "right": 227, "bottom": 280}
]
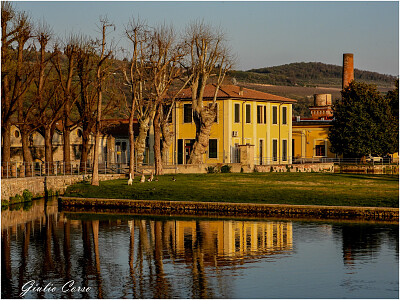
[
  {"left": 246, "top": 104, "right": 251, "bottom": 123},
  {"left": 272, "top": 106, "right": 278, "bottom": 124},
  {"left": 163, "top": 104, "right": 173, "bottom": 123},
  {"left": 257, "top": 105, "right": 262, "bottom": 124},
  {"left": 272, "top": 139, "right": 278, "bottom": 161},
  {"left": 282, "top": 107, "right": 287, "bottom": 125},
  {"left": 208, "top": 103, "right": 218, "bottom": 122},
  {"left": 263, "top": 106, "right": 267, "bottom": 124},
  {"left": 234, "top": 103, "right": 240, "bottom": 123},
  {"left": 292, "top": 139, "right": 295, "bottom": 158},
  {"left": 209, "top": 139, "right": 218, "bottom": 158},
  {"left": 183, "top": 104, "right": 192, "bottom": 123},
  {"left": 315, "top": 144, "right": 326, "bottom": 157},
  {"left": 257, "top": 105, "right": 267, "bottom": 124},
  {"left": 282, "top": 139, "right": 287, "bottom": 161}
]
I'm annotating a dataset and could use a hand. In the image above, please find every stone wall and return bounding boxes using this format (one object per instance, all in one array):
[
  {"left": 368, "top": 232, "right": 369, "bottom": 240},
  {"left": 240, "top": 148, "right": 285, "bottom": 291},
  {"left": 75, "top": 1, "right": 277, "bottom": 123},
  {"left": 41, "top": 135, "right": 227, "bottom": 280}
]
[
  {"left": 1, "top": 174, "right": 125, "bottom": 201},
  {"left": 336, "top": 164, "right": 399, "bottom": 175},
  {"left": 254, "top": 163, "right": 334, "bottom": 173},
  {"left": 60, "top": 197, "right": 399, "bottom": 222}
]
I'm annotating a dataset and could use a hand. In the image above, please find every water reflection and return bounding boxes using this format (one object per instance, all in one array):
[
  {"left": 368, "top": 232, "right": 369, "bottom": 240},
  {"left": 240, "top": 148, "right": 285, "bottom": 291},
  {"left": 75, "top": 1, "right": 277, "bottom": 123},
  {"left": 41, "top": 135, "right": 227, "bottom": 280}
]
[{"left": 1, "top": 199, "right": 398, "bottom": 299}]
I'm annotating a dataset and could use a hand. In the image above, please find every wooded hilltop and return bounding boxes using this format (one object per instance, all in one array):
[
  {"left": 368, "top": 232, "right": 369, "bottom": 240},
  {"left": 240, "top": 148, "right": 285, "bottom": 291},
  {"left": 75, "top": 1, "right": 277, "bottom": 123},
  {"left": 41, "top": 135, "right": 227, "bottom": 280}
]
[{"left": 229, "top": 62, "right": 397, "bottom": 87}]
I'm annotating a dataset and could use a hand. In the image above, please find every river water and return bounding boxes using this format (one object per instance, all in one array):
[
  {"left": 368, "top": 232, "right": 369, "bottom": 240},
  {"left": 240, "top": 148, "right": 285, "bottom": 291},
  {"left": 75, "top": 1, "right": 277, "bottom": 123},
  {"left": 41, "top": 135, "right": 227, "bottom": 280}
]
[{"left": 1, "top": 198, "right": 398, "bottom": 299}]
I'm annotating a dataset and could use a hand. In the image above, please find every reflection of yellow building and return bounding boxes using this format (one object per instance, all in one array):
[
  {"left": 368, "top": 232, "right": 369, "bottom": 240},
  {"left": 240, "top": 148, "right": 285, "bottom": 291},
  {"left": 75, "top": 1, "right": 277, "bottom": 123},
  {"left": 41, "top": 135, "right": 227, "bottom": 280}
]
[
  {"left": 165, "top": 85, "right": 296, "bottom": 165},
  {"left": 170, "top": 220, "right": 293, "bottom": 259}
]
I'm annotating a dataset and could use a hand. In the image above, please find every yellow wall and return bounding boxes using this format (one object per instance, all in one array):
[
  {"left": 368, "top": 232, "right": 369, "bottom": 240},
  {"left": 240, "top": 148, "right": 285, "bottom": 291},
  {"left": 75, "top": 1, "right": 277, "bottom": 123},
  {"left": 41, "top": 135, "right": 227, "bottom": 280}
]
[
  {"left": 292, "top": 125, "right": 335, "bottom": 159},
  {"left": 170, "top": 99, "right": 293, "bottom": 164}
]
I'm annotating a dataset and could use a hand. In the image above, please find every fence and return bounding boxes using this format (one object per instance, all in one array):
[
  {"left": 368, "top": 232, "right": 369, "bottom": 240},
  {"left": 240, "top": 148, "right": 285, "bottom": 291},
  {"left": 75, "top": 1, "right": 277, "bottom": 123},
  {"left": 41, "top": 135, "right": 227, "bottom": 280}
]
[
  {"left": 1, "top": 161, "right": 127, "bottom": 179},
  {"left": 2, "top": 155, "right": 398, "bottom": 179}
]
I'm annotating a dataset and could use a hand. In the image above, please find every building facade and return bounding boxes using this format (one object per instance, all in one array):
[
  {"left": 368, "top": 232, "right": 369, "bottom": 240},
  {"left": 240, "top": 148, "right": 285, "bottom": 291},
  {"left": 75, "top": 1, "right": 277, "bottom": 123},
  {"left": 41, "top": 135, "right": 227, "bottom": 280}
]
[{"left": 165, "top": 84, "right": 296, "bottom": 165}]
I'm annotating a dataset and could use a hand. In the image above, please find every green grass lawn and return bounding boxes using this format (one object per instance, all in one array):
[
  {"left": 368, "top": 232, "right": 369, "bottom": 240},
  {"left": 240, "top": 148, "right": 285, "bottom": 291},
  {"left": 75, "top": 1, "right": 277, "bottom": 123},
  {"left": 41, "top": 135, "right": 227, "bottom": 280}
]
[{"left": 64, "top": 173, "right": 399, "bottom": 208}]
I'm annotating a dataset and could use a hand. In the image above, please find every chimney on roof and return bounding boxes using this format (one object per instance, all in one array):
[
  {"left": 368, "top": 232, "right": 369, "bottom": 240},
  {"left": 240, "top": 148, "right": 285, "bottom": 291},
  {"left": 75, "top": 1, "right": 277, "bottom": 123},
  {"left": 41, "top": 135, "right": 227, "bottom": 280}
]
[{"left": 239, "top": 86, "right": 244, "bottom": 96}]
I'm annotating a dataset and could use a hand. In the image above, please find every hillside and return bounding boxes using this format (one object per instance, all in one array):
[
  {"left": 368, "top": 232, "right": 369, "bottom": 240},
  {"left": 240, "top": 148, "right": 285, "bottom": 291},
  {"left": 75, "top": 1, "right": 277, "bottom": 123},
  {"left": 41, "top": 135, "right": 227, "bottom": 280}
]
[{"left": 229, "top": 62, "right": 397, "bottom": 88}]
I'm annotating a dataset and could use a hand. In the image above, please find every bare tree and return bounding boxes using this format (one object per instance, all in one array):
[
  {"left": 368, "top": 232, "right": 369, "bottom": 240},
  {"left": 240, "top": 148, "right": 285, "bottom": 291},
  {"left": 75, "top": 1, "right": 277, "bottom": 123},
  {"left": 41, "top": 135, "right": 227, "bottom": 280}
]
[
  {"left": 1, "top": 2, "right": 34, "bottom": 172},
  {"left": 75, "top": 38, "right": 97, "bottom": 172},
  {"left": 183, "top": 21, "right": 233, "bottom": 164},
  {"left": 123, "top": 18, "right": 149, "bottom": 175},
  {"left": 13, "top": 11, "right": 36, "bottom": 176},
  {"left": 123, "top": 21, "right": 192, "bottom": 174},
  {"left": 148, "top": 24, "right": 190, "bottom": 175},
  {"left": 53, "top": 35, "right": 81, "bottom": 173},
  {"left": 32, "top": 21, "right": 62, "bottom": 174},
  {"left": 91, "top": 17, "right": 114, "bottom": 186}
]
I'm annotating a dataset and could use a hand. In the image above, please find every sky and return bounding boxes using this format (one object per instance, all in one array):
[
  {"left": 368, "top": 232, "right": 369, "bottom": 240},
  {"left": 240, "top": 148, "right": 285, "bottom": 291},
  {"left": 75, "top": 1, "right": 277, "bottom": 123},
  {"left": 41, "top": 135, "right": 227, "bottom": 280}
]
[{"left": 13, "top": 1, "right": 399, "bottom": 76}]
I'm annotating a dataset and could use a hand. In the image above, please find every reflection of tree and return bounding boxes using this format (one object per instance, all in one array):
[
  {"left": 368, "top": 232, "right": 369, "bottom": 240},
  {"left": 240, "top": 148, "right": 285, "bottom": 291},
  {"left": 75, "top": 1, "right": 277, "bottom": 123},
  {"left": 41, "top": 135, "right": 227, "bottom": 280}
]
[
  {"left": 63, "top": 220, "right": 73, "bottom": 299},
  {"left": 191, "top": 221, "right": 211, "bottom": 299},
  {"left": 80, "top": 220, "right": 93, "bottom": 296},
  {"left": 334, "top": 224, "right": 395, "bottom": 265},
  {"left": 153, "top": 221, "right": 172, "bottom": 298},
  {"left": 1, "top": 229, "right": 12, "bottom": 298},
  {"left": 92, "top": 220, "right": 103, "bottom": 299},
  {"left": 18, "top": 222, "right": 31, "bottom": 293},
  {"left": 127, "top": 220, "right": 137, "bottom": 298},
  {"left": 2, "top": 212, "right": 297, "bottom": 299}
]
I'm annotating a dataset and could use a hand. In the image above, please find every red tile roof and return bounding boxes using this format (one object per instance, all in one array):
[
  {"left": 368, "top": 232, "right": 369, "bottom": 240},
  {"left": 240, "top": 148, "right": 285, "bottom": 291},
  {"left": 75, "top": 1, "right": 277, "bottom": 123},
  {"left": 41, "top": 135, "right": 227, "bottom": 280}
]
[{"left": 177, "top": 84, "right": 297, "bottom": 103}]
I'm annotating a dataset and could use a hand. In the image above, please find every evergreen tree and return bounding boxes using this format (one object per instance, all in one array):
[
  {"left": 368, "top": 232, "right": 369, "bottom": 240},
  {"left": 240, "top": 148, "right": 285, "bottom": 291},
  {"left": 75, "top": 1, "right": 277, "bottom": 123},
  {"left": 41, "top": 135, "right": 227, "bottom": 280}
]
[
  {"left": 386, "top": 80, "right": 399, "bottom": 152},
  {"left": 329, "top": 81, "right": 398, "bottom": 157}
]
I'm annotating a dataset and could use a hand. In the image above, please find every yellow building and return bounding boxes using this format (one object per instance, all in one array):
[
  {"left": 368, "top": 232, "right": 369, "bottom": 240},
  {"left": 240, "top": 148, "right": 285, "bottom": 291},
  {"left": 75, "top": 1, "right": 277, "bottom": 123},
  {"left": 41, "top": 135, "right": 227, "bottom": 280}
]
[
  {"left": 166, "top": 84, "right": 297, "bottom": 165},
  {"left": 292, "top": 94, "right": 336, "bottom": 162},
  {"left": 292, "top": 118, "right": 336, "bottom": 161}
]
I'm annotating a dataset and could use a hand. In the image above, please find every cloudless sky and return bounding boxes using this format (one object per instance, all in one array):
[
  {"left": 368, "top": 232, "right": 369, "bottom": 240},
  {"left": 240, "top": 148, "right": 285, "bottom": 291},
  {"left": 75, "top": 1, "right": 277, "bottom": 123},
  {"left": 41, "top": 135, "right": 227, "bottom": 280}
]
[{"left": 14, "top": 1, "right": 399, "bottom": 76}]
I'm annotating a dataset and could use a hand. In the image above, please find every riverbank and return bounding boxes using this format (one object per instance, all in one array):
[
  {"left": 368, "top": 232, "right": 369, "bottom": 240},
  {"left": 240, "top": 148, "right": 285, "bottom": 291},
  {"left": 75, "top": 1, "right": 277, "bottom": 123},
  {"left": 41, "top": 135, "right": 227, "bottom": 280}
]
[
  {"left": 59, "top": 197, "right": 399, "bottom": 221},
  {"left": 64, "top": 173, "right": 399, "bottom": 208}
]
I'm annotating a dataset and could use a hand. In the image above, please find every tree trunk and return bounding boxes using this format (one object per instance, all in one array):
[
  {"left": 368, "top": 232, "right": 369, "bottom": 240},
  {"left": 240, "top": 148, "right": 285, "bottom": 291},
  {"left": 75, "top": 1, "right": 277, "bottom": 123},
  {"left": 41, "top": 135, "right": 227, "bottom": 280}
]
[
  {"left": 2, "top": 120, "right": 11, "bottom": 175},
  {"left": 91, "top": 131, "right": 100, "bottom": 186},
  {"left": 44, "top": 126, "right": 54, "bottom": 175},
  {"left": 80, "top": 128, "right": 90, "bottom": 172},
  {"left": 128, "top": 112, "right": 135, "bottom": 177},
  {"left": 20, "top": 127, "right": 33, "bottom": 176},
  {"left": 153, "top": 105, "right": 163, "bottom": 175},
  {"left": 135, "top": 118, "right": 150, "bottom": 166},
  {"left": 161, "top": 122, "right": 173, "bottom": 164},
  {"left": 63, "top": 122, "right": 71, "bottom": 174},
  {"left": 188, "top": 108, "right": 216, "bottom": 164},
  {"left": 1, "top": 76, "right": 12, "bottom": 168}
]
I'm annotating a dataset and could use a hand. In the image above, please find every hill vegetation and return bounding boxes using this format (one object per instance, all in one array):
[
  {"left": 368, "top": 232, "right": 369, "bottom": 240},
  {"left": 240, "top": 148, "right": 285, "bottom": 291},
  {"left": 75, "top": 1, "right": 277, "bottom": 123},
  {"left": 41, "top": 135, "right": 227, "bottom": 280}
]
[{"left": 229, "top": 62, "right": 397, "bottom": 88}]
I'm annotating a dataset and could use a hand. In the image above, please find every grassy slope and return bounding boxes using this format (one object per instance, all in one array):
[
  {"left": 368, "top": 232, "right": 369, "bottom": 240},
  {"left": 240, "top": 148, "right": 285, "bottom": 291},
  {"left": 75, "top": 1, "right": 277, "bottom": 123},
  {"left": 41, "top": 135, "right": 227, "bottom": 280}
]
[{"left": 64, "top": 173, "right": 399, "bottom": 208}]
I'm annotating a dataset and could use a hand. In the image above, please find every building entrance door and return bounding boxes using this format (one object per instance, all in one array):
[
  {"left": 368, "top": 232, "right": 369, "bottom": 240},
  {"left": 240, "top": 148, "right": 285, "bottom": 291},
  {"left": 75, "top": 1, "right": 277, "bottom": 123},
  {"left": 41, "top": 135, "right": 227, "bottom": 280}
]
[
  {"left": 115, "top": 139, "right": 129, "bottom": 165},
  {"left": 184, "top": 139, "right": 195, "bottom": 164}
]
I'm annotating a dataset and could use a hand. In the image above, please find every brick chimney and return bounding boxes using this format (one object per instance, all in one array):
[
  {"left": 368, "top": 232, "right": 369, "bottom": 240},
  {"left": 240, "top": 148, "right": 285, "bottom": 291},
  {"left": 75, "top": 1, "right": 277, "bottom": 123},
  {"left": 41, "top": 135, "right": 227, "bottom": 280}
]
[{"left": 342, "top": 53, "right": 354, "bottom": 90}]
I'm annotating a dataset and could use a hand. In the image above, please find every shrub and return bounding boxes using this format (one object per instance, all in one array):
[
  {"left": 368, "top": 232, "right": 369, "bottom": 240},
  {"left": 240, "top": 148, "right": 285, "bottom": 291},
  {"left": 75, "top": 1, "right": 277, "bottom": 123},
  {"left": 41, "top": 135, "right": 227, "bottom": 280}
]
[
  {"left": 22, "top": 189, "right": 33, "bottom": 202},
  {"left": 220, "top": 165, "right": 232, "bottom": 173},
  {"left": 206, "top": 166, "right": 218, "bottom": 174},
  {"left": 10, "top": 194, "right": 23, "bottom": 204}
]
